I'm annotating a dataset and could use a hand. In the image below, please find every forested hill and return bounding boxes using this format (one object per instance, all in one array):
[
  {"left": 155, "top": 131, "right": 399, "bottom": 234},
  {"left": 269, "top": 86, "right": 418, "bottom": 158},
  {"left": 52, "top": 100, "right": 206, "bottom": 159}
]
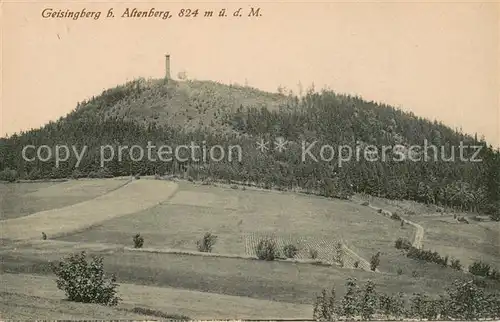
[{"left": 1, "top": 78, "right": 499, "bottom": 219}]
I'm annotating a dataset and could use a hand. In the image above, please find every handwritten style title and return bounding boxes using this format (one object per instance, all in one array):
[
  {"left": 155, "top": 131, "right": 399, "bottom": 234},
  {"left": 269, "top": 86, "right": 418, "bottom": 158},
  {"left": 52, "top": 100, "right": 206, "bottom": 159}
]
[{"left": 41, "top": 7, "right": 262, "bottom": 21}]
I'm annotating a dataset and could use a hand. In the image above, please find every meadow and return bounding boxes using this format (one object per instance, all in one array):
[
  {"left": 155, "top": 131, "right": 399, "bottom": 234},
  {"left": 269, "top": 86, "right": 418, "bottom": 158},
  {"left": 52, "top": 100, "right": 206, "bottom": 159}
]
[
  {"left": 1, "top": 179, "right": 498, "bottom": 319},
  {"left": 59, "top": 182, "right": 414, "bottom": 267}
]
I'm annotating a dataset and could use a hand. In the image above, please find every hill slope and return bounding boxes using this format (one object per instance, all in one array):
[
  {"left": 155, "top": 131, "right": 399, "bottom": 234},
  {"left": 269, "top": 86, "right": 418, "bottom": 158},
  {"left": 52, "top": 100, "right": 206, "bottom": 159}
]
[{"left": 0, "top": 78, "right": 498, "bottom": 217}]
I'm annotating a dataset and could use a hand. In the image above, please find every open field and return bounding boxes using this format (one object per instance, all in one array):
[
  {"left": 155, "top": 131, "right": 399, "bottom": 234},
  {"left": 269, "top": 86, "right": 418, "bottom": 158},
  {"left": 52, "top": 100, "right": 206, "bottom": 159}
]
[
  {"left": 0, "top": 242, "right": 477, "bottom": 306},
  {"left": 353, "top": 193, "right": 500, "bottom": 270},
  {"left": 0, "top": 273, "right": 311, "bottom": 320},
  {"left": 0, "top": 179, "right": 177, "bottom": 240},
  {"left": 1, "top": 179, "right": 499, "bottom": 319},
  {"left": 59, "top": 182, "right": 413, "bottom": 269},
  {"left": 0, "top": 179, "right": 127, "bottom": 220}
]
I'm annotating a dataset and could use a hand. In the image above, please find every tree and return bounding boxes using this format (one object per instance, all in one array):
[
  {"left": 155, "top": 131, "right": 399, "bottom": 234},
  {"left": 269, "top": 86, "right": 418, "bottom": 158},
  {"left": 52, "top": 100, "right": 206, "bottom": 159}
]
[
  {"left": 447, "top": 280, "right": 487, "bottom": 320},
  {"left": 341, "top": 278, "right": 360, "bottom": 319},
  {"left": 370, "top": 252, "right": 381, "bottom": 271},
  {"left": 51, "top": 251, "right": 120, "bottom": 306},
  {"left": 360, "top": 281, "right": 377, "bottom": 320},
  {"left": 313, "top": 287, "right": 337, "bottom": 321}
]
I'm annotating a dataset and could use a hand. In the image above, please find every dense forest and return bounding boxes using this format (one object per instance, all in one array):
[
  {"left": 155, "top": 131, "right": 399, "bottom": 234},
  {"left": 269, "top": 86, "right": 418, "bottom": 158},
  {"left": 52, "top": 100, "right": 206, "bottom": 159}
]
[{"left": 1, "top": 78, "right": 498, "bottom": 219}]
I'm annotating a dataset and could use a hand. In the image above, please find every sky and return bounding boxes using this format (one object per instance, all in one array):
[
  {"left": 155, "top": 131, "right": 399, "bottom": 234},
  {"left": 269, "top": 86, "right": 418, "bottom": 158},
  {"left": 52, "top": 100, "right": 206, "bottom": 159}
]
[{"left": 2, "top": 1, "right": 499, "bottom": 146}]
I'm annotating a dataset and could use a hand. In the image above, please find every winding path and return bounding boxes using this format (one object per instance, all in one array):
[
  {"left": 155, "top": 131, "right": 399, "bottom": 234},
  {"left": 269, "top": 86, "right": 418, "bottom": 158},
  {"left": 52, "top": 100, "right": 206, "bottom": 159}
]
[{"left": 0, "top": 179, "right": 178, "bottom": 241}]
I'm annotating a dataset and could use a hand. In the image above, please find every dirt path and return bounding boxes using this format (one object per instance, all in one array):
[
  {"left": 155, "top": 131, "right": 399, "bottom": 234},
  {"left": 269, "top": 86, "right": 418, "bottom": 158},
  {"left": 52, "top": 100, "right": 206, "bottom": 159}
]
[
  {"left": 0, "top": 180, "right": 178, "bottom": 241},
  {"left": 350, "top": 195, "right": 426, "bottom": 249}
]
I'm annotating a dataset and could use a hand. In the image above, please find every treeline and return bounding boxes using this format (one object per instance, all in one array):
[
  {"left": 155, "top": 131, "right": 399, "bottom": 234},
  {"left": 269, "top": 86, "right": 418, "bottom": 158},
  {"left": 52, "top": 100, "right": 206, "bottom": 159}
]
[
  {"left": 313, "top": 277, "right": 500, "bottom": 321},
  {"left": 0, "top": 79, "right": 499, "bottom": 219}
]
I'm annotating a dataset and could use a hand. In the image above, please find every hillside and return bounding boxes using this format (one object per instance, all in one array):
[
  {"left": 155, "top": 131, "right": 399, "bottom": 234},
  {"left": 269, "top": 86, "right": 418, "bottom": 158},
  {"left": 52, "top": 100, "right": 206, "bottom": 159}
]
[{"left": 0, "top": 77, "right": 499, "bottom": 217}]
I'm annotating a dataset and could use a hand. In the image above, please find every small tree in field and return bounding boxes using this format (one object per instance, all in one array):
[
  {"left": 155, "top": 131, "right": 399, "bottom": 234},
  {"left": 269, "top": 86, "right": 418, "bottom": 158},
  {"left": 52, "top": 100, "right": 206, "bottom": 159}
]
[
  {"left": 51, "top": 251, "right": 119, "bottom": 306},
  {"left": 256, "top": 238, "right": 278, "bottom": 261},
  {"left": 334, "top": 242, "right": 344, "bottom": 267},
  {"left": 133, "top": 233, "right": 144, "bottom": 248},
  {"left": 370, "top": 252, "right": 381, "bottom": 271},
  {"left": 196, "top": 232, "right": 217, "bottom": 252}
]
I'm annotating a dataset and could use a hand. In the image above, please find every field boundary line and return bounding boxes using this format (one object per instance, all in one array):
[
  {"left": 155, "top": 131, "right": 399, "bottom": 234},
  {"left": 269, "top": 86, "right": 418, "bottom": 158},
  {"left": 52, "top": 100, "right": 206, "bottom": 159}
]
[{"left": 340, "top": 238, "right": 379, "bottom": 273}]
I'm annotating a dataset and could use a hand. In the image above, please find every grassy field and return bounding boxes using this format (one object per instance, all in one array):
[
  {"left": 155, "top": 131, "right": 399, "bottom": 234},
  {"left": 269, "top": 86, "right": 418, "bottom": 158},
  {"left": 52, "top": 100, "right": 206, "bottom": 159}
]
[
  {"left": 2, "top": 179, "right": 499, "bottom": 319},
  {"left": 0, "top": 273, "right": 311, "bottom": 319},
  {"left": 60, "top": 182, "right": 413, "bottom": 267},
  {"left": 0, "top": 243, "right": 476, "bottom": 307},
  {"left": 0, "top": 179, "right": 177, "bottom": 240},
  {"left": 354, "top": 193, "right": 500, "bottom": 270},
  {"left": 0, "top": 179, "right": 126, "bottom": 220}
]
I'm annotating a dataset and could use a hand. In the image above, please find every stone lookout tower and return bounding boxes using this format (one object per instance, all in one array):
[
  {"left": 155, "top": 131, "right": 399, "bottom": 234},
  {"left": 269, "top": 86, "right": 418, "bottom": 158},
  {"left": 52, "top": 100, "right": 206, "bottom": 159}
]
[{"left": 165, "top": 54, "right": 171, "bottom": 79}]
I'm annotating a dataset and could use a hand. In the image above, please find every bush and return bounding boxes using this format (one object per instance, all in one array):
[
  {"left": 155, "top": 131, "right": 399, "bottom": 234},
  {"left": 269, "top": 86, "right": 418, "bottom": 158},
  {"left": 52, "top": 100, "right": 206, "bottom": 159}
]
[
  {"left": 469, "top": 261, "right": 491, "bottom": 277},
  {"left": 51, "top": 251, "right": 120, "bottom": 306},
  {"left": 397, "top": 267, "right": 403, "bottom": 275},
  {"left": 42, "top": 232, "right": 47, "bottom": 240},
  {"left": 196, "top": 232, "right": 217, "bottom": 252},
  {"left": 133, "top": 233, "right": 144, "bottom": 248},
  {"left": 370, "top": 252, "right": 381, "bottom": 271},
  {"left": 283, "top": 244, "right": 298, "bottom": 258},
  {"left": 361, "top": 201, "right": 369, "bottom": 206},
  {"left": 450, "top": 259, "right": 462, "bottom": 271},
  {"left": 256, "top": 238, "right": 278, "bottom": 261},
  {"left": 309, "top": 248, "right": 318, "bottom": 260},
  {"left": 391, "top": 212, "right": 401, "bottom": 220},
  {"left": 353, "top": 261, "right": 360, "bottom": 269},
  {"left": 395, "top": 237, "right": 412, "bottom": 250}
]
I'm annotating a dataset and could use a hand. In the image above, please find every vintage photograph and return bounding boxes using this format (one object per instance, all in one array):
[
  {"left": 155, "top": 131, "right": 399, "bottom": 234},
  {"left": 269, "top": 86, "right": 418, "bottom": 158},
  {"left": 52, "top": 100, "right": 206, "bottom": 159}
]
[{"left": 1, "top": 1, "right": 499, "bottom": 320}]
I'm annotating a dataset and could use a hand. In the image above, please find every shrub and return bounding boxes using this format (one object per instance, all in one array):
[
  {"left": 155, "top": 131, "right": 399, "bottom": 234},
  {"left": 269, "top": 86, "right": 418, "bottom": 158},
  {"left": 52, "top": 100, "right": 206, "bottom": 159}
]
[
  {"left": 196, "top": 232, "right": 217, "bottom": 252},
  {"left": 309, "top": 248, "right": 318, "bottom": 260},
  {"left": 469, "top": 261, "right": 491, "bottom": 277},
  {"left": 353, "top": 261, "right": 360, "bottom": 269},
  {"left": 283, "top": 244, "right": 298, "bottom": 258},
  {"left": 395, "top": 237, "right": 412, "bottom": 250},
  {"left": 51, "top": 251, "right": 119, "bottom": 306},
  {"left": 450, "top": 259, "right": 462, "bottom": 271},
  {"left": 397, "top": 267, "right": 403, "bottom": 275},
  {"left": 256, "top": 238, "right": 278, "bottom": 261},
  {"left": 391, "top": 212, "right": 401, "bottom": 220},
  {"left": 133, "top": 233, "right": 144, "bottom": 248},
  {"left": 412, "top": 270, "right": 419, "bottom": 278},
  {"left": 361, "top": 201, "right": 369, "bottom": 206},
  {"left": 42, "top": 232, "right": 47, "bottom": 240},
  {"left": 370, "top": 252, "right": 381, "bottom": 271}
]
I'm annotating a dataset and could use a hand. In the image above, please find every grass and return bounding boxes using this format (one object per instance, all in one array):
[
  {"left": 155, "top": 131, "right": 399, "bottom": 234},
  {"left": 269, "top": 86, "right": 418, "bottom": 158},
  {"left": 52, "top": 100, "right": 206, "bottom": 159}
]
[
  {"left": 1, "top": 272, "right": 311, "bottom": 319},
  {"left": 0, "top": 179, "right": 126, "bottom": 220},
  {"left": 0, "top": 291, "right": 150, "bottom": 320},
  {"left": 0, "top": 179, "right": 177, "bottom": 240},
  {"left": 59, "top": 182, "right": 410, "bottom": 265},
  {"left": 2, "top": 244, "right": 486, "bottom": 306},
  {"left": 354, "top": 193, "right": 500, "bottom": 271}
]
